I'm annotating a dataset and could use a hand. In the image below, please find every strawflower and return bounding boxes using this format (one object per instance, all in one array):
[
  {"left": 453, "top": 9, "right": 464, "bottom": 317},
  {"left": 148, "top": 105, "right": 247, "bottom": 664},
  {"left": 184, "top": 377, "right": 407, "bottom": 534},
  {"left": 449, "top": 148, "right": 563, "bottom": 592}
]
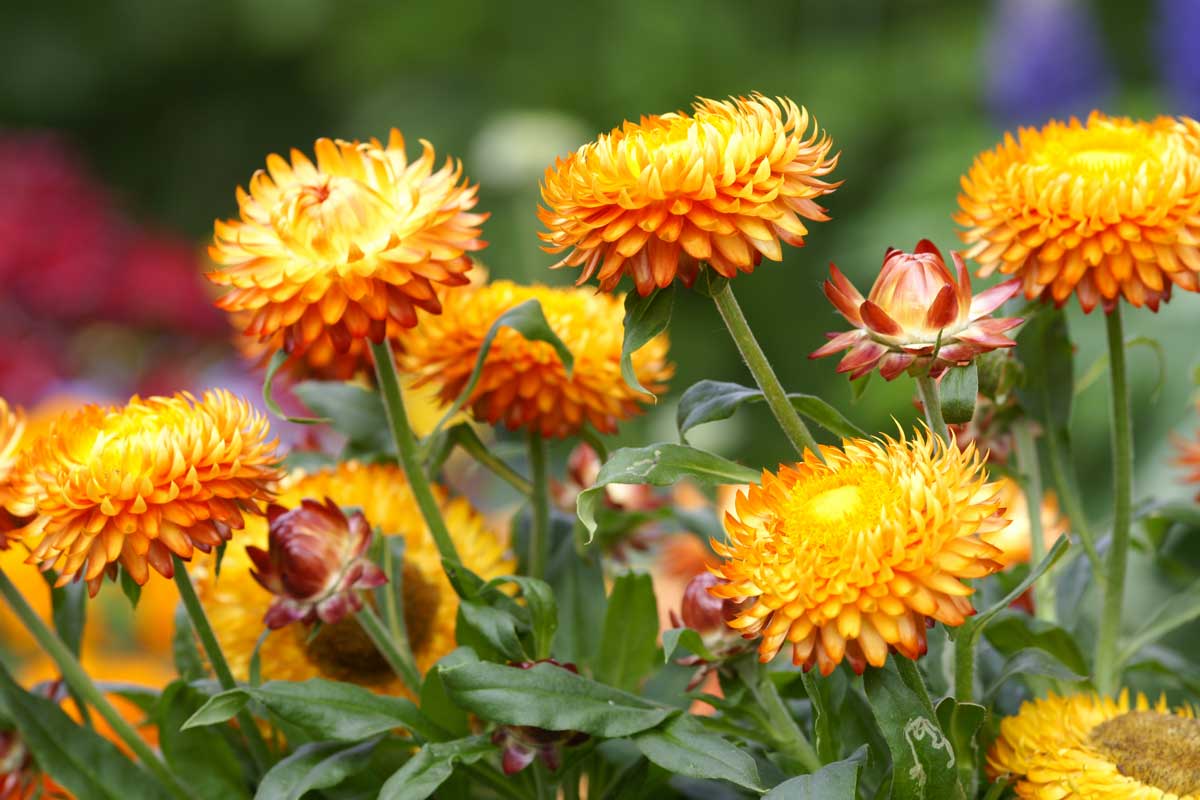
[
  {"left": 710, "top": 431, "right": 1006, "bottom": 675},
  {"left": 539, "top": 94, "right": 839, "bottom": 294},
  {"left": 0, "top": 399, "right": 25, "bottom": 549},
  {"left": 956, "top": 111, "right": 1200, "bottom": 312},
  {"left": 810, "top": 240, "right": 1022, "bottom": 380}
]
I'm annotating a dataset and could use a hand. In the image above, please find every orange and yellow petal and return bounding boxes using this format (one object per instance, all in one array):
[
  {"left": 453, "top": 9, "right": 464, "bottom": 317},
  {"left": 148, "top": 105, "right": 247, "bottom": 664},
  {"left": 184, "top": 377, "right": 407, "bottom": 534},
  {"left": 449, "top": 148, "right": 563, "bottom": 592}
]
[
  {"left": 208, "top": 130, "right": 486, "bottom": 357},
  {"left": 5, "top": 390, "right": 281, "bottom": 594},
  {"left": 956, "top": 112, "right": 1200, "bottom": 313},
  {"left": 710, "top": 431, "right": 1005, "bottom": 675},
  {"left": 539, "top": 94, "right": 839, "bottom": 295},
  {"left": 196, "top": 461, "right": 514, "bottom": 697},
  {"left": 396, "top": 280, "right": 673, "bottom": 438}
]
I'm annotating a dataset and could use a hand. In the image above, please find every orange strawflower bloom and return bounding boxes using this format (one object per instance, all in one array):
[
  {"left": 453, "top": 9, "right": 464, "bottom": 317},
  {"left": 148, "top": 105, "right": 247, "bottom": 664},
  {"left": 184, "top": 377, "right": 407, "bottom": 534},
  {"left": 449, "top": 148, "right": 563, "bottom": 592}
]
[
  {"left": 1176, "top": 417, "right": 1200, "bottom": 500},
  {"left": 710, "top": 432, "right": 1005, "bottom": 675},
  {"left": 208, "top": 130, "right": 486, "bottom": 359},
  {"left": 3, "top": 390, "right": 281, "bottom": 594},
  {"left": 956, "top": 112, "right": 1200, "bottom": 312},
  {"left": 0, "top": 398, "right": 26, "bottom": 549},
  {"left": 810, "top": 241, "right": 1022, "bottom": 380},
  {"left": 396, "top": 281, "right": 673, "bottom": 437},
  {"left": 539, "top": 94, "right": 839, "bottom": 295}
]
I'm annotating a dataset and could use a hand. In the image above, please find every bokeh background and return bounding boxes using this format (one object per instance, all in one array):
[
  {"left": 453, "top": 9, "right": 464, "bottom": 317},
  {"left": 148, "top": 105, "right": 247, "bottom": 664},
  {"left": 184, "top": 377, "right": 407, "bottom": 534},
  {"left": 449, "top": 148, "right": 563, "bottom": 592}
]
[{"left": 2, "top": 0, "right": 1198, "bottom": 679}]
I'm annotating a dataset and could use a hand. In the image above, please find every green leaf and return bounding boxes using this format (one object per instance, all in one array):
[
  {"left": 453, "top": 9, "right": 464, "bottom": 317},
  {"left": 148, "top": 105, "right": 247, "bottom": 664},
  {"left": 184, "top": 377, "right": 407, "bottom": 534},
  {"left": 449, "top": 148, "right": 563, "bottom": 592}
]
[
  {"left": 0, "top": 663, "right": 171, "bottom": 800},
  {"left": 184, "top": 680, "right": 439, "bottom": 742},
  {"left": 1119, "top": 575, "right": 1200, "bottom": 667},
  {"left": 983, "top": 648, "right": 1088, "bottom": 701},
  {"left": 577, "top": 444, "right": 760, "bottom": 540},
  {"left": 596, "top": 572, "right": 660, "bottom": 692},
  {"left": 983, "top": 613, "right": 1088, "bottom": 675},
  {"left": 934, "top": 699, "right": 987, "bottom": 797},
  {"left": 865, "top": 663, "right": 963, "bottom": 800},
  {"left": 456, "top": 600, "right": 526, "bottom": 662},
  {"left": 262, "top": 350, "right": 328, "bottom": 424},
  {"left": 549, "top": 546, "right": 607, "bottom": 667},
  {"left": 419, "top": 649, "right": 474, "bottom": 740},
  {"left": 940, "top": 365, "right": 978, "bottom": 425},
  {"left": 801, "top": 669, "right": 840, "bottom": 765},
  {"left": 172, "top": 604, "right": 206, "bottom": 682},
  {"left": 1016, "top": 307, "right": 1073, "bottom": 432},
  {"left": 763, "top": 747, "right": 865, "bottom": 799},
  {"left": 675, "top": 380, "right": 866, "bottom": 442},
  {"left": 255, "top": 738, "right": 381, "bottom": 800},
  {"left": 964, "top": 536, "right": 1070, "bottom": 637},
  {"left": 439, "top": 660, "right": 672, "bottom": 737},
  {"left": 49, "top": 578, "right": 86, "bottom": 658},
  {"left": 661, "top": 628, "right": 717, "bottom": 663},
  {"left": 483, "top": 575, "right": 558, "bottom": 661},
  {"left": 119, "top": 566, "right": 142, "bottom": 608},
  {"left": 432, "top": 299, "right": 574, "bottom": 435},
  {"left": 620, "top": 286, "right": 674, "bottom": 396},
  {"left": 157, "top": 681, "right": 249, "bottom": 800},
  {"left": 291, "top": 380, "right": 391, "bottom": 456},
  {"left": 378, "top": 735, "right": 494, "bottom": 800},
  {"left": 633, "top": 714, "right": 762, "bottom": 791}
]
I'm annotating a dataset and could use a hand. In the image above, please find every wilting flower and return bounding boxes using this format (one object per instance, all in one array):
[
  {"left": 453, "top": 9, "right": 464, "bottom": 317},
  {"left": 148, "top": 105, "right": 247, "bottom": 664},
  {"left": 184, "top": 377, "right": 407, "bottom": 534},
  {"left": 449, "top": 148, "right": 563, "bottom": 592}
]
[
  {"left": 3, "top": 390, "right": 280, "bottom": 594},
  {"left": 710, "top": 432, "right": 1006, "bottom": 675},
  {"left": 197, "top": 462, "right": 513, "bottom": 696},
  {"left": 491, "top": 660, "right": 589, "bottom": 774},
  {"left": 989, "top": 691, "right": 1200, "bottom": 798},
  {"left": 248, "top": 498, "right": 386, "bottom": 629},
  {"left": 982, "top": 477, "right": 1069, "bottom": 567},
  {"left": 539, "top": 94, "right": 840, "bottom": 295},
  {"left": 0, "top": 399, "right": 26, "bottom": 549},
  {"left": 810, "top": 241, "right": 1022, "bottom": 380},
  {"left": 956, "top": 112, "right": 1200, "bottom": 312},
  {"left": 397, "top": 281, "right": 673, "bottom": 437},
  {"left": 208, "top": 130, "right": 485, "bottom": 360}
]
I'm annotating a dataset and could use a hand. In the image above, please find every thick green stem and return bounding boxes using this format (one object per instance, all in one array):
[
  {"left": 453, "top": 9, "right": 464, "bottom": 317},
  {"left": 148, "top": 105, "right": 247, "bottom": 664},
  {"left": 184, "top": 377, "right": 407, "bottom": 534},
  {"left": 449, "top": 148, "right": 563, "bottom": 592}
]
[
  {"left": 1045, "top": 426, "right": 1104, "bottom": 579},
  {"left": 711, "top": 281, "right": 822, "bottom": 459},
  {"left": 0, "top": 569, "right": 194, "bottom": 800},
  {"left": 173, "top": 558, "right": 272, "bottom": 771},
  {"left": 1014, "top": 422, "right": 1054, "bottom": 623},
  {"left": 355, "top": 605, "right": 422, "bottom": 694},
  {"left": 954, "top": 629, "right": 978, "bottom": 704},
  {"left": 527, "top": 432, "right": 550, "bottom": 581},
  {"left": 757, "top": 664, "right": 823, "bottom": 773},
  {"left": 370, "top": 339, "right": 463, "bottom": 568},
  {"left": 915, "top": 373, "right": 951, "bottom": 443},
  {"left": 1096, "top": 307, "right": 1134, "bottom": 697}
]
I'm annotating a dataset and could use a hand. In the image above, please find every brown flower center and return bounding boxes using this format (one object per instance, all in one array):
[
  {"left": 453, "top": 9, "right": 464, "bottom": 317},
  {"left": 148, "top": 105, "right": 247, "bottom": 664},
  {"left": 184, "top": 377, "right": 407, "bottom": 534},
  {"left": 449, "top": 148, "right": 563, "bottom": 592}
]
[
  {"left": 401, "top": 561, "right": 441, "bottom": 656},
  {"left": 1090, "top": 710, "right": 1200, "bottom": 795}
]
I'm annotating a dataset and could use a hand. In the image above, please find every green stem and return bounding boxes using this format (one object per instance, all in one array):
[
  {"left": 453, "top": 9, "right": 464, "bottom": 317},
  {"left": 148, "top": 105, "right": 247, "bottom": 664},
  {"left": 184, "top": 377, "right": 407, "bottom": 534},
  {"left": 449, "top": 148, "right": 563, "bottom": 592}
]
[
  {"left": 1096, "top": 306, "right": 1134, "bottom": 697},
  {"left": 0, "top": 570, "right": 194, "bottom": 800},
  {"left": 527, "top": 431, "right": 550, "bottom": 581},
  {"left": 896, "top": 655, "right": 938, "bottom": 718},
  {"left": 355, "top": 605, "right": 422, "bottom": 695},
  {"left": 370, "top": 339, "right": 463, "bottom": 568},
  {"left": 454, "top": 429, "right": 532, "bottom": 495},
  {"left": 757, "top": 664, "right": 823, "bottom": 773},
  {"left": 954, "top": 628, "right": 978, "bottom": 705},
  {"left": 915, "top": 373, "right": 951, "bottom": 443},
  {"left": 1014, "top": 422, "right": 1054, "bottom": 623},
  {"left": 172, "top": 558, "right": 272, "bottom": 771},
  {"left": 1045, "top": 425, "right": 1104, "bottom": 579},
  {"left": 711, "top": 280, "right": 822, "bottom": 459}
]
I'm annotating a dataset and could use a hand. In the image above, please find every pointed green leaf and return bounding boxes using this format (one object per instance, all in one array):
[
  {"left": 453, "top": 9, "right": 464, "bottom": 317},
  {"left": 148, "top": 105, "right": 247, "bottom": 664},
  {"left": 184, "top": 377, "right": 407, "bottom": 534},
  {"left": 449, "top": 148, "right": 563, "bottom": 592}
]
[
  {"left": 456, "top": 600, "right": 526, "bottom": 662},
  {"left": 620, "top": 286, "right": 674, "bottom": 396},
  {"left": 676, "top": 380, "right": 865, "bottom": 442},
  {"left": 935, "top": 698, "right": 987, "bottom": 797},
  {"left": 181, "top": 689, "right": 250, "bottom": 730},
  {"left": 596, "top": 572, "right": 659, "bottom": 692},
  {"left": 379, "top": 735, "right": 494, "bottom": 800},
  {"left": 661, "top": 628, "right": 717, "bottom": 663},
  {"left": 1119, "top": 575, "right": 1200, "bottom": 667},
  {"left": 48, "top": 577, "right": 86, "bottom": 658},
  {"left": 158, "top": 681, "right": 249, "bottom": 800},
  {"left": 940, "top": 365, "right": 978, "bottom": 425},
  {"left": 633, "top": 714, "right": 762, "bottom": 791},
  {"left": 291, "top": 380, "right": 391, "bottom": 455},
  {"left": 983, "top": 648, "right": 1088, "bottom": 700},
  {"left": 263, "top": 350, "right": 327, "bottom": 424},
  {"left": 255, "top": 738, "right": 381, "bottom": 800},
  {"left": 763, "top": 747, "right": 865, "bottom": 799},
  {"left": 482, "top": 575, "right": 558, "bottom": 661},
  {"left": 964, "top": 535, "right": 1070, "bottom": 637}
]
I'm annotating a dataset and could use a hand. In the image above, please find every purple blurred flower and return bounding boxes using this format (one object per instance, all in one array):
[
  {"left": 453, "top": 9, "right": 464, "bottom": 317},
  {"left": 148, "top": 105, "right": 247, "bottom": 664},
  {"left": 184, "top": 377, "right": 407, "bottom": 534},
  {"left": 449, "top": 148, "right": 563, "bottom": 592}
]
[
  {"left": 985, "top": 0, "right": 1112, "bottom": 126},
  {"left": 1156, "top": 0, "right": 1200, "bottom": 116}
]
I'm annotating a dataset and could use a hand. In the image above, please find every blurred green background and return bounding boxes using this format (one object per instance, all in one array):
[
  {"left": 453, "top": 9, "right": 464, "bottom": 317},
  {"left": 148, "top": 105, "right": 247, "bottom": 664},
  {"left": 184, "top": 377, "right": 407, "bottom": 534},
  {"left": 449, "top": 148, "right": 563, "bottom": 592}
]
[{"left": 2, "top": 0, "right": 1198, "bottom": 531}]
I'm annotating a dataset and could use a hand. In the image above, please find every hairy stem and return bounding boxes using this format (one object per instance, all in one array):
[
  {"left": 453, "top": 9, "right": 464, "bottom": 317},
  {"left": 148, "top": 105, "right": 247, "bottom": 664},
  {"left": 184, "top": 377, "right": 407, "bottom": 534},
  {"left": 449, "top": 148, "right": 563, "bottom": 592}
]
[{"left": 915, "top": 372, "right": 951, "bottom": 443}]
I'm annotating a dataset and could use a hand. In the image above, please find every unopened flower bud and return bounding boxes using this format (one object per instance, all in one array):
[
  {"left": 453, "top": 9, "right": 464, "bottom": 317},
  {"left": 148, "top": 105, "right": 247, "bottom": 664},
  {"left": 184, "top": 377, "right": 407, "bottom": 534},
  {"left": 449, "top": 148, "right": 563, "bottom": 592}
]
[
  {"left": 247, "top": 497, "right": 386, "bottom": 629},
  {"left": 491, "top": 660, "right": 589, "bottom": 775}
]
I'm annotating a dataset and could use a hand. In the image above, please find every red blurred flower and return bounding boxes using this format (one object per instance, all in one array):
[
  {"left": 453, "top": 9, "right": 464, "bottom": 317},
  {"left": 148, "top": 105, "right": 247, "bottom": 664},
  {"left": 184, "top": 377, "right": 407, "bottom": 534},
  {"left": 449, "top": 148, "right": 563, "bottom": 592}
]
[{"left": 106, "top": 231, "right": 223, "bottom": 337}]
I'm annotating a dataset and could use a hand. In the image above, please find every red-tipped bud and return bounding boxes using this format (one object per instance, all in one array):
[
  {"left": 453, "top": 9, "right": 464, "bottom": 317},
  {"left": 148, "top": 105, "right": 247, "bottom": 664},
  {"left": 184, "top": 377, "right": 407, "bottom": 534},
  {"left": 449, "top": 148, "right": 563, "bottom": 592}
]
[{"left": 247, "top": 497, "right": 386, "bottom": 629}]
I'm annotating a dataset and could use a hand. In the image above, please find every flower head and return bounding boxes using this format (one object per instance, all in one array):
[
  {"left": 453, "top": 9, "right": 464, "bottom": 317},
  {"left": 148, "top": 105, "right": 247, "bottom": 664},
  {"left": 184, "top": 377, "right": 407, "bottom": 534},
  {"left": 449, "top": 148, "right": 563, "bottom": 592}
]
[
  {"left": 989, "top": 691, "right": 1200, "bottom": 798},
  {"left": 710, "top": 432, "right": 1006, "bottom": 674},
  {"left": 810, "top": 241, "right": 1022, "bottom": 380},
  {"left": 248, "top": 498, "right": 386, "bottom": 629},
  {"left": 539, "top": 94, "right": 839, "bottom": 295},
  {"left": 4, "top": 390, "right": 281, "bottom": 594},
  {"left": 197, "top": 462, "right": 513, "bottom": 696},
  {"left": 397, "top": 281, "right": 672, "bottom": 437},
  {"left": 208, "top": 130, "right": 485, "bottom": 359},
  {"left": 956, "top": 112, "right": 1200, "bottom": 312}
]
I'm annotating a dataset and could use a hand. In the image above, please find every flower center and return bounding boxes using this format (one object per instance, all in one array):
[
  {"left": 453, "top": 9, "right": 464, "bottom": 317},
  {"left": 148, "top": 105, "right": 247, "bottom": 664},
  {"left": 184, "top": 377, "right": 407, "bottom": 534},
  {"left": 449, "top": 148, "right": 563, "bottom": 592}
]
[
  {"left": 1067, "top": 148, "right": 1138, "bottom": 174},
  {"left": 782, "top": 467, "right": 894, "bottom": 548},
  {"left": 1089, "top": 710, "right": 1200, "bottom": 795},
  {"left": 806, "top": 485, "right": 863, "bottom": 524},
  {"left": 273, "top": 177, "right": 393, "bottom": 263}
]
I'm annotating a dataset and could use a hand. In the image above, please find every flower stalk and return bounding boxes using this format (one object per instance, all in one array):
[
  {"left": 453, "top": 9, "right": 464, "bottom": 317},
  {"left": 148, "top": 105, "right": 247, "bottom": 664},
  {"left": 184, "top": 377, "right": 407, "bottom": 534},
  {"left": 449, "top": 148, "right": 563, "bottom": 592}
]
[
  {"left": 915, "top": 372, "right": 951, "bottom": 443},
  {"left": 1096, "top": 306, "right": 1134, "bottom": 696},
  {"left": 1014, "top": 422, "right": 1054, "bottom": 622},
  {"left": 354, "top": 604, "right": 422, "bottom": 694},
  {"left": 527, "top": 431, "right": 550, "bottom": 580}
]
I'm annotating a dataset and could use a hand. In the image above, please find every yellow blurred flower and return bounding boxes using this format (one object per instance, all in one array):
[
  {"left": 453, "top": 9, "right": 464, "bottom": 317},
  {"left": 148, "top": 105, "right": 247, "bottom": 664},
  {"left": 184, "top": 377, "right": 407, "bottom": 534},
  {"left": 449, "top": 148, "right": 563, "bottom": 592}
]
[
  {"left": 4, "top": 390, "right": 281, "bottom": 595},
  {"left": 397, "top": 281, "right": 673, "bottom": 438},
  {"left": 196, "top": 462, "right": 513, "bottom": 696},
  {"left": 956, "top": 112, "right": 1200, "bottom": 312},
  {"left": 208, "top": 130, "right": 485, "bottom": 360},
  {"left": 988, "top": 691, "right": 1200, "bottom": 799},
  {"left": 710, "top": 432, "right": 1005, "bottom": 675},
  {"left": 982, "top": 477, "right": 1069, "bottom": 567},
  {"left": 539, "top": 94, "right": 839, "bottom": 295}
]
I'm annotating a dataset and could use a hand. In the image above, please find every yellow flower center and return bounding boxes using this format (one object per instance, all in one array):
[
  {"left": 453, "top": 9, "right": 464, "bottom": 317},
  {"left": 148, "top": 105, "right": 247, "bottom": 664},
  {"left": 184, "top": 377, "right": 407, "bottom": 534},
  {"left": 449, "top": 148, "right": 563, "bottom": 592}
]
[
  {"left": 1090, "top": 710, "right": 1200, "bottom": 795},
  {"left": 1039, "top": 127, "right": 1152, "bottom": 179},
  {"left": 782, "top": 466, "right": 894, "bottom": 548},
  {"left": 273, "top": 177, "right": 393, "bottom": 263}
]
